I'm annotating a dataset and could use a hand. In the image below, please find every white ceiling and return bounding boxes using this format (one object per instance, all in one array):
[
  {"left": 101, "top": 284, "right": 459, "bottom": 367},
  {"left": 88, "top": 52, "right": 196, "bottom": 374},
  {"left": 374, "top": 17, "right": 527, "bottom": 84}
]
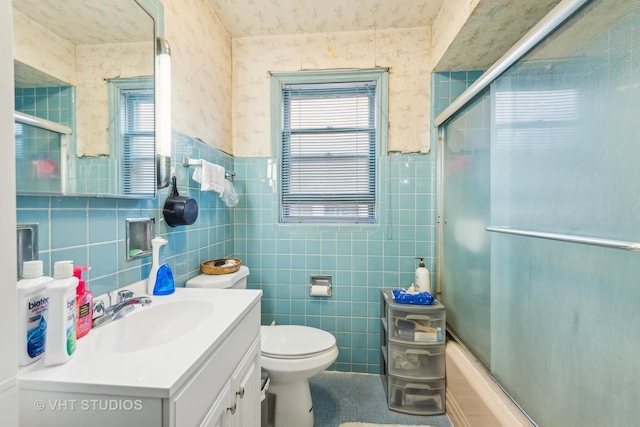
[{"left": 207, "top": 0, "right": 446, "bottom": 38}]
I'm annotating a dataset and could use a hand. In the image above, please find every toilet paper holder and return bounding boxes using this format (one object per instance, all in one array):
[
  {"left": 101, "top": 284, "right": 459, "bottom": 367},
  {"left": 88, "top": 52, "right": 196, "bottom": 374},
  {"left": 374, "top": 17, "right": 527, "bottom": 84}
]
[{"left": 310, "top": 275, "right": 332, "bottom": 297}]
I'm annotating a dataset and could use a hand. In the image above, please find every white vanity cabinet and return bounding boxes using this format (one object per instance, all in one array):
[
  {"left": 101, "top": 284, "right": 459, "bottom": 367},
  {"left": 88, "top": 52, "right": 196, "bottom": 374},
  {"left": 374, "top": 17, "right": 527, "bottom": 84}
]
[
  {"left": 201, "top": 382, "right": 232, "bottom": 427},
  {"left": 18, "top": 288, "right": 263, "bottom": 427},
  {"left": 172, "top": 305, "right": 261, "bottom": 427},
  {"left": 230, "top": 339, "right": 261, "bottom": 427},
  {"left": 201, "top": 337, "right": 261, "bottom": 427}
]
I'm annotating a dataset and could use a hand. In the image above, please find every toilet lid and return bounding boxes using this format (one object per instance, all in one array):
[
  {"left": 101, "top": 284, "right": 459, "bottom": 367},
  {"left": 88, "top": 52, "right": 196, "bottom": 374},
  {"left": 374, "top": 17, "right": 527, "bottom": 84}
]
[{"left": 261, "top": 325, "right": 336, "bottom": 359}]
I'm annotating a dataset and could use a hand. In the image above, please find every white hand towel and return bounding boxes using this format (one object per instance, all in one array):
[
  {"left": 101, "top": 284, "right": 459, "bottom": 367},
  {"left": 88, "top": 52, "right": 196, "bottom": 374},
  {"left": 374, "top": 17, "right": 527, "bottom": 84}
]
[{"left": 192, "top": 160, "right": 225, "bottom": 193}]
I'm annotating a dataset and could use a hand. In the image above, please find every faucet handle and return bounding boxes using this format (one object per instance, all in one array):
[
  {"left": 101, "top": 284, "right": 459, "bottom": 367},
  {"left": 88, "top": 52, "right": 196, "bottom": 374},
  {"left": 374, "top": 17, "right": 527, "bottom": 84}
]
[
  {"left": 117, "top": 289, "right": 135, "bottom": 303},
  {"left": 93, "top": 300, "right": 105, "bottom": 320}
]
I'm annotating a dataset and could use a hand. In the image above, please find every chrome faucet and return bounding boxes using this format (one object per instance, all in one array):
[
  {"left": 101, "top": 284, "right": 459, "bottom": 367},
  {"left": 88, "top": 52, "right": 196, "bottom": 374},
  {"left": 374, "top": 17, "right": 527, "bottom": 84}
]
[{"left": 92, "top": 290, "right": 152, "bottom": 328}]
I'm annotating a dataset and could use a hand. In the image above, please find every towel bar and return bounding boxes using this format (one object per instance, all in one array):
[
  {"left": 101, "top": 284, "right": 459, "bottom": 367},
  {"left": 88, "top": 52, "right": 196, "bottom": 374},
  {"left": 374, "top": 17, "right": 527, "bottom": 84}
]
[
  {"left": 182, "top": 156, "right": 235, "bottom": 180},
  {"left": 486, "top": 226, "right": 640, "bottom": 252}
]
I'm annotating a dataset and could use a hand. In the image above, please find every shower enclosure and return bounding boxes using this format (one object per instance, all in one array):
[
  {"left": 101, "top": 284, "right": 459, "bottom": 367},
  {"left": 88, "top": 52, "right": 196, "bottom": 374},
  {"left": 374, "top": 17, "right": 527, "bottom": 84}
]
[{"left": 437, "top": 0, "right": 640, "bottom": 425}]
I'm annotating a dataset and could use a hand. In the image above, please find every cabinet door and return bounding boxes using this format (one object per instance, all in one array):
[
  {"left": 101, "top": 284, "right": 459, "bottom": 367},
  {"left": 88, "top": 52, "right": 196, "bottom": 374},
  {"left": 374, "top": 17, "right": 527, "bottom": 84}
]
[
  {"left": 231, "top": 339, "right": 261, "bottom": 427},
  {"left": 201, "top": 383, "right": 231, "bottom": 427}
]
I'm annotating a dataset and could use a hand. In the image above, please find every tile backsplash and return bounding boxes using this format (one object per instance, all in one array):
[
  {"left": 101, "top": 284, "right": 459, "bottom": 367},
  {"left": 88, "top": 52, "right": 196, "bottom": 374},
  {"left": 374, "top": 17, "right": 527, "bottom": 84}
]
[{"left": 16, "top": 131, "right": 235, "bottom": 298}]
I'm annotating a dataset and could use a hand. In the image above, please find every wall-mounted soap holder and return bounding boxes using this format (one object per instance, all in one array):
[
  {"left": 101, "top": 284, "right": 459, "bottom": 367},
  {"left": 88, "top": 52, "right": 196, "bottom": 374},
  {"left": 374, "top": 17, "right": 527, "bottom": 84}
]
[{"left": 125, "top": 217, "right": 154, "bottom": 261}]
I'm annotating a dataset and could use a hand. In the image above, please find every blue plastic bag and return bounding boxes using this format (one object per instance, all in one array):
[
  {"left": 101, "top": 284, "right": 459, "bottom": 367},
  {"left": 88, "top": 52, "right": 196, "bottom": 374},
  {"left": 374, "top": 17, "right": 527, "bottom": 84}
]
[{"left": 392, "top": 289, "right": 434, "bottom": 305}]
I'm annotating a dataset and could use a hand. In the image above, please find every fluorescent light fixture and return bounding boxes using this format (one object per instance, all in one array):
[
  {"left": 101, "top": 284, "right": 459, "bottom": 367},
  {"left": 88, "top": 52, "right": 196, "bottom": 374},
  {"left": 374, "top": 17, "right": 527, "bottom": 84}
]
[{"left": 156, "top": 37, "right": 171, "bottom": 188}]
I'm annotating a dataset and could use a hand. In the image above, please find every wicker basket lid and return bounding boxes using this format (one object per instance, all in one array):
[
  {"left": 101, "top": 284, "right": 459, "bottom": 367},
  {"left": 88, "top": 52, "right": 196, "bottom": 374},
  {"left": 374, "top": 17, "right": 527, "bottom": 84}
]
[{"left": 200, "top": 258, "right": 242, "bottom": 275}]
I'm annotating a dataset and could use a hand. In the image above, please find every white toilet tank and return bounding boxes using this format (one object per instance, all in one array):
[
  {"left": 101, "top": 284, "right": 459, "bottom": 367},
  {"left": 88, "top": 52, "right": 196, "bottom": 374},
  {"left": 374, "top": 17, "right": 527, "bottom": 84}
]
[{"left": 185, "top": 265, "right": 250, "bottom": 289}]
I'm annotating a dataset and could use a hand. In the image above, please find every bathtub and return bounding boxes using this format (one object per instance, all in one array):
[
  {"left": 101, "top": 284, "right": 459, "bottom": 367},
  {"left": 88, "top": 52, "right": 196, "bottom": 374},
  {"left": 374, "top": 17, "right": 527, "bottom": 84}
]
[{"left": 445, "top": 340, "right": 533, "bottom": 427}]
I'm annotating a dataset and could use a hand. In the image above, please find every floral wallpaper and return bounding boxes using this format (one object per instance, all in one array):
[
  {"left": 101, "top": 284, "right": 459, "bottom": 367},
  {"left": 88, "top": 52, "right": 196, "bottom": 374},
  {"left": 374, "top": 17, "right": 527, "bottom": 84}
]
[
  {"left": 75, "top": 42, "right": 153, "bottom": 156},
  {"left": 163, "top": 0, "right": 234, "bottom": 154},
  {"left": 207, "top": 0, "right": 445, "bottom": 38},
  {"left": 232, "top": 27, "right": 432, "bottom": 156},
  {"left": 13, "top": 9, "right": 76, "bottom": 86}
]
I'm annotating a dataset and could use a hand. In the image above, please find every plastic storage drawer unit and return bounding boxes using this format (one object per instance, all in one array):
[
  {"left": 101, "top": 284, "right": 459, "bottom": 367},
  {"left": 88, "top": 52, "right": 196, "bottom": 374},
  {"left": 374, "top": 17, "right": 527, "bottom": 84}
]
[
  {"left": 380, "top": 289, "right": 446, "bottom": 415},
  {"left": 388, "top": 342, "right": 445, "bottom": 378}
]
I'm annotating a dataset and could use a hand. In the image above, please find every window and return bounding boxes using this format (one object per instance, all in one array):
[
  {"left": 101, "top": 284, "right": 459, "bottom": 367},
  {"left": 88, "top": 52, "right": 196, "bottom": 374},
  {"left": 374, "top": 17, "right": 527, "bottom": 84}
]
[
  {"left": 494, "top": 88, "right": 579, "bottom": 148},
  {"left": 273, "top": 71, "right": 388, "bottom": 224},
  {"left": 109, "top": 78, "right": 155, "bottom": 195}
]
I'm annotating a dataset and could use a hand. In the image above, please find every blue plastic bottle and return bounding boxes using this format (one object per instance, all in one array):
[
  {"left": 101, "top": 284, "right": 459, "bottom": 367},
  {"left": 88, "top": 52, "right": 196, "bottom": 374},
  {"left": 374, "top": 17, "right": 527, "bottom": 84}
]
[{"left": 147, "top": 237, "right": 175, "bottom": 295}]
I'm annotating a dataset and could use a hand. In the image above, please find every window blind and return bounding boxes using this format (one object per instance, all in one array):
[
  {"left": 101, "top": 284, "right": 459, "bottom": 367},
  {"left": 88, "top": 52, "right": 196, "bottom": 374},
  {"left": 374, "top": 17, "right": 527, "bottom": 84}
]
[
  {"left": 494, "top": 88, "right": 579, "bottom": 148},
  {"left": 120, "top": 88, "right": 155, "bottom": 195},
  {"left": 281, "top": 81, "right": 377, "bottom": 223}
]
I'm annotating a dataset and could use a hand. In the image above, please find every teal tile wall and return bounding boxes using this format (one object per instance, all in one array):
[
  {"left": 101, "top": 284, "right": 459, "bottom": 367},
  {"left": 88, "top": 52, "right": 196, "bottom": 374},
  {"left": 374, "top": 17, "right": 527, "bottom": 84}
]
[
  {"left": 432, "top": 71, "right": 484, "bottom": 117},
  {"left": 233, "top": 154, "right": 436, "bottom": 373},
  {"left": 14, "top": 86, "right": 75, "bottom": 126},
  {"left": 16, "top": 131, "right": 235, "bottom": 298},
  {"left": 74, "top": 157, "right": 118, "bottom": 194},
  {"left": 430, "top": 70, "right": 484, "bottom": 184}
]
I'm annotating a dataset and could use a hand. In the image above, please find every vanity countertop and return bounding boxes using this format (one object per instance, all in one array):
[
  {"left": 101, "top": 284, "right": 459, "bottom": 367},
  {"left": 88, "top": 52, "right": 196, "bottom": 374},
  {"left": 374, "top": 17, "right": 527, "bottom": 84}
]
[{"left": 18, "top": 287, "right": 262, "bottom": 398}]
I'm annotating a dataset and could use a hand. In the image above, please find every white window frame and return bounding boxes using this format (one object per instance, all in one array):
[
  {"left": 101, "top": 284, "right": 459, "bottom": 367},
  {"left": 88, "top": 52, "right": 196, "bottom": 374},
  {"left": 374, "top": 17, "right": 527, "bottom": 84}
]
[
  {"left": 108, "top": 77, "right": 155, "bottom": 196},
  {"left": 270, "top": 70, "right": 389, "bottom": 225}
]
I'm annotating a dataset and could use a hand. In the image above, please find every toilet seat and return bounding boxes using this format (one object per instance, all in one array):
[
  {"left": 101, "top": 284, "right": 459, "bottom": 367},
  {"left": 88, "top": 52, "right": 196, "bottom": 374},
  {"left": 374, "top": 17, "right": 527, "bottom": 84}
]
[{"left": 261, "top": 325, "right": 336, "bottom": 359}]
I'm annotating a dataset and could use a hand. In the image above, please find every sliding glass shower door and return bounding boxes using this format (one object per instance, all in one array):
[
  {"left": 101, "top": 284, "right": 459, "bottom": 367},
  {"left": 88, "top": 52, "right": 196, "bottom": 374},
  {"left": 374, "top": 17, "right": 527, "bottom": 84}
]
[{"left": 439, "top": 91, "right": 492, "bottom": 367}]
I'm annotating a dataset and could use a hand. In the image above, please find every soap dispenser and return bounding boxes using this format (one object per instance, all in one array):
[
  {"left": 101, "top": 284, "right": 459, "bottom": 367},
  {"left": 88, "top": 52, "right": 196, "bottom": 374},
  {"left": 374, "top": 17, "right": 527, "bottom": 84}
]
[
  {"left": 414, "top": 257, "right": 430, "bottom": 293},
  {"left": 147, "top": 237, "right": 175, "bottom": 295},
  {"left": 73, "top": 266, "right": 92, "bottom": 339}
]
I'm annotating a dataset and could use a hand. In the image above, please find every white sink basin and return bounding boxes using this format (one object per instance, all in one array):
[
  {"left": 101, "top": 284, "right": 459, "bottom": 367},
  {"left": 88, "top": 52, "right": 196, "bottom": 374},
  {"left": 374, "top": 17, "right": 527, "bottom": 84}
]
[
  {"left": 89, "top": 299, "right": 215, "bottom": 354},
  {"left": 18, "top": 286, "right": 262, "bottom": 400}
]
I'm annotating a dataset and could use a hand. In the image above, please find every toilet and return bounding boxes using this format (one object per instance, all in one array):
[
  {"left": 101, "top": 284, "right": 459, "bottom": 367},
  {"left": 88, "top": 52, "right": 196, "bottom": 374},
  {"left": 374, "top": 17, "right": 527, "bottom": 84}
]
[
  {"left": 261, "top": 324, "right": 338, "bottom": 427},
  {"left": 185, "top": 266, "right": 339, "bottom": 427}
]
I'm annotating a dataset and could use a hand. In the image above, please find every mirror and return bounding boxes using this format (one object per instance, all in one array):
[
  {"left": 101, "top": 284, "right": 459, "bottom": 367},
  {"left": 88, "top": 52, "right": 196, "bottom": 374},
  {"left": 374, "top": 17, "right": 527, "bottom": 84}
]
[{"left": 12, "top": 0, "right": 158, "bottom": 198}]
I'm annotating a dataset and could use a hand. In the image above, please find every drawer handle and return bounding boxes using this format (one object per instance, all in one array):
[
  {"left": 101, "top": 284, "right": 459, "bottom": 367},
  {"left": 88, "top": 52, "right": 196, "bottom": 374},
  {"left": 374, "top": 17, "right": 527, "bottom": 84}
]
[
  {"left": 395, "top": 318, "right": 437, "bottom": 334},
  {"left": 405, "top": 315, "right": 437, "bottom": 322},
  {"left": 236, "top": 387, "right": 245, "bottom": 398},
  {"left": 227, "top": 402, "right": 237, "bottom": 414},
  {"left": 406, "top": 350, "right": 432, "bottom": 356}
]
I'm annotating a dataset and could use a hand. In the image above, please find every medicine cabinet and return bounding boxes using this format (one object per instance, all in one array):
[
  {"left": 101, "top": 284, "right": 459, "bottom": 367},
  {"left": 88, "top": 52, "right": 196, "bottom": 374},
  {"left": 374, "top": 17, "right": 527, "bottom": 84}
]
[{"left": 12, "top": 0, "right": 166, "bottom": 198}]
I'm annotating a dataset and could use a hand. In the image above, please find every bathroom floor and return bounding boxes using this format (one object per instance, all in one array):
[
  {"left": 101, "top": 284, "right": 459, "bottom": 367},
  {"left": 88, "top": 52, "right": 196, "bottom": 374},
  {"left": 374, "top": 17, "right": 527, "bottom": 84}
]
[{"left": 309, "top": 372, "right": 452, "bottom": 427}]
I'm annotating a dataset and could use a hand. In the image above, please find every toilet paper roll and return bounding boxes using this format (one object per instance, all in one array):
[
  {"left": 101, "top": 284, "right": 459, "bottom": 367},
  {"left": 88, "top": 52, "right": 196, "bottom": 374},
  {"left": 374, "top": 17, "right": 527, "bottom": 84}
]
[{"left": 310, "top": 284, "right": 331, "bottom": 297}]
